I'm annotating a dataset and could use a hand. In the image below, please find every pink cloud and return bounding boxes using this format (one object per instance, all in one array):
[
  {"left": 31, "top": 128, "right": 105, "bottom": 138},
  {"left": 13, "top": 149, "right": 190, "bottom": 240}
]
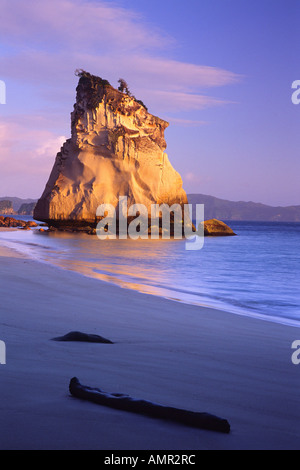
[
  {"left": 75, "top": 52, "right": 241, "bottom": 92},
  {"left": 165, "top": 118, "right": 207, "bottom": 127},
  {"left": 141, "top": 90, "right": 233, "bottom": 113},
  {"left": 122, "top": 56, "right": 240, "bottom": 91},
  {"left": 0, "top": 117, "right": 66, "bottom": 197},
  {"left": 0, "top": 0, "right": 171, "bottom": 52}
]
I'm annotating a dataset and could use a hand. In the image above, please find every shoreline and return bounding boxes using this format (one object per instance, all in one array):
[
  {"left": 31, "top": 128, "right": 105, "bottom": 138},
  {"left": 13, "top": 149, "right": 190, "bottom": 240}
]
[
  {"left": 0, "top": 230, "right": 299, "bottom": 330},
  {"left": 0, "top": 242, "right": 300, "bottom": 449}
]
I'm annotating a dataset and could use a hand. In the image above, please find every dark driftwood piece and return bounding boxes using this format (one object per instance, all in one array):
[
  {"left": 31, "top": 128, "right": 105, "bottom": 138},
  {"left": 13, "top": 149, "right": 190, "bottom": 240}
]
[
  {"left": 52, "top": 331, "right": 113, "bottom": 344},
  {"left": 69, "top": 377, "right": 230, "bottom": 434}
]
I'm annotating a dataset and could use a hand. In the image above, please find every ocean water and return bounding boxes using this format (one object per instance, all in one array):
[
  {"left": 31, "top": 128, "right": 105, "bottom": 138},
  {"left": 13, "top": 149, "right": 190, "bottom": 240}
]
[{"left": 0, "top": 220, "right": 299, "bottom": 327}]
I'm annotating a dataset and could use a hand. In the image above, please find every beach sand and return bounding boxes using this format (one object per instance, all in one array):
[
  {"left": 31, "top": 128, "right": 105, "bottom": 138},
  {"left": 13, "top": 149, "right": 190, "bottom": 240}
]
[{"left": 0, "top": 242, "right": 299, "bottom": 450}]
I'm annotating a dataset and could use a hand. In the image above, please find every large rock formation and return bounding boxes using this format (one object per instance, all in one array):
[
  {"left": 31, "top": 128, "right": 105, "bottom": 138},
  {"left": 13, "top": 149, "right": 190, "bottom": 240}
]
[{"left": 34, "top": 72, "right": 188, "bottom": 232}]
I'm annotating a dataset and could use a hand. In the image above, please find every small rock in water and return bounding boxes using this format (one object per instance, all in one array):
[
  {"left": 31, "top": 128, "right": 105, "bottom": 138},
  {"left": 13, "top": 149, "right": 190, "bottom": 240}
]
[{"left": 203, "top": 219, "right": 236, "bottom": 237}]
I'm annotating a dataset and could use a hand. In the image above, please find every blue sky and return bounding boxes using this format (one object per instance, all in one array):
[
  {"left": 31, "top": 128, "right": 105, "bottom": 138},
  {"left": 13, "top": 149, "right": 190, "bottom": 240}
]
[{"left": 0, "top": 0, "right": 299, "bottom": 206}]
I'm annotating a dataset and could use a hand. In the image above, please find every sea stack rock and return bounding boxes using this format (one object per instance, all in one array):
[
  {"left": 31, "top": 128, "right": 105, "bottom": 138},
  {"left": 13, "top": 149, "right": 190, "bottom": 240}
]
[{"left": 34, "top": 71, "right": 188, "bottom": 232}]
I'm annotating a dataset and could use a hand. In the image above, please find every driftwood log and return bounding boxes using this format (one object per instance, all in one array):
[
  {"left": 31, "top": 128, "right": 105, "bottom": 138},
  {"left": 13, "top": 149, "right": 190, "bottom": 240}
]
[{"left": 69, "top": 377, "right": 230, "bottom": 434}]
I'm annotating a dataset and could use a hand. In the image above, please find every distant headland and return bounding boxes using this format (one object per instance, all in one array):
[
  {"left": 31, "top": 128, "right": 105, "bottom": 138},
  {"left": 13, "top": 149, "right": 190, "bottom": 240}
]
[
  {"left": 1, "top": 194, "right": 299, "bottom": 223},
  {"left": 0, "top": 197, "right": 37, "bottom": 216},
  {"left": 188, "top": 194, "right": 300, "bottom": 222}
]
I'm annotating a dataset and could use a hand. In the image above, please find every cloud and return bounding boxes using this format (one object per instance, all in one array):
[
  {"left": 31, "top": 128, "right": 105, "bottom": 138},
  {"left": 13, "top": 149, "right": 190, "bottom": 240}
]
[
  {"left": 1, "top": 50, "right": 239, "bottom": 114},
  {"left": 0, "top": 117, "right": 66, "bottom": 196},
  {"left": 0, "top": 0, "right": 172, "bottom": 53},
  {"left": 0, "top": 0, "right": 241, "bottom": 111},
  {"left": 165, "top": 118, "right": 207, "bottom": 127},
  {"left": 0, "top": 118, "right": 66, "bottom": 167},
  {"left": 121, "top": 56, "right": 240, "bottom": 91},
  {"left": 35, "top": 136, "right": 66, "bottom": 161},
  {"left": 142, "top": 90, "right": 233, "bottom": 113}
]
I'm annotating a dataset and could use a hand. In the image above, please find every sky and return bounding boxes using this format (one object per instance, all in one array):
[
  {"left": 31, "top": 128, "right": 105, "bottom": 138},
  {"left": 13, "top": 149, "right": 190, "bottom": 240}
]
[{"left": 0, "top": 0, "right": 299, "bottom": 206}]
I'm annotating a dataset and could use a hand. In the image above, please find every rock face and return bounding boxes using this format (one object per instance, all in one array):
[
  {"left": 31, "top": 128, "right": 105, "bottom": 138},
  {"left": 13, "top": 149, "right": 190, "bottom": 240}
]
[
  {"left": 203, "top": 219, "right": 236, "bottom": 236},
  {"left": 34, "top": 72, "right": 188, "bottom": 230},
  {"left": 0, "top": 200, "right": 14, "bottom": 215},
  {"left": 18, "top": 202, "right": 36, "bottom": 216}
]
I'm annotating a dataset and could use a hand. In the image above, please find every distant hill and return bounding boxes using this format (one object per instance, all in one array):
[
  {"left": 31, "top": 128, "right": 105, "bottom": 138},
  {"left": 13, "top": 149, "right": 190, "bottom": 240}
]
[
  {"left": 0, "top": 197, "right": 37, "bottom": 212},
  {"left": 187, "top": 194, "right": 300, "bottom": 222}
]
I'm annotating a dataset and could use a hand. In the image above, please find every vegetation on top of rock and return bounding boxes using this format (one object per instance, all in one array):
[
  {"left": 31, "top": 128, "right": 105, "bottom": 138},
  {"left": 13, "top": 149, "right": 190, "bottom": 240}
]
[
  {"left": 135, "top": 99, "right": 148, "bottom": 111},
  {"left": 75, "top": 69, "right": 111, "bottom": 87},
  {"left": 75, "top": 69, "right": 112, "bottom": 110},
  {"left": 74, "top": 70, "right": 149, "bottom": 112},
  {"left": 118, "top": 78, "right": 130, "bottom": 95},
  {"left": 117, "top": 77, "right": 148, "bottom": 111}
]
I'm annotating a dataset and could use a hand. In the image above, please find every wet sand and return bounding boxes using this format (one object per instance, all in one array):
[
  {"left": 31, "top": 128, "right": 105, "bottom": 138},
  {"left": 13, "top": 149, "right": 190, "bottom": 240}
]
[{"left": 0, "top": 243, "right": 299, "bottom": 450}]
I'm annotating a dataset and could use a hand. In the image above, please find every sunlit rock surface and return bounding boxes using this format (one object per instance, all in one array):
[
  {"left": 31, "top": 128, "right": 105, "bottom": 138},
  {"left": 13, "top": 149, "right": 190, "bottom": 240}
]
[{"left": 34, "top": 72, "right": 188, "bottom": 231}]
